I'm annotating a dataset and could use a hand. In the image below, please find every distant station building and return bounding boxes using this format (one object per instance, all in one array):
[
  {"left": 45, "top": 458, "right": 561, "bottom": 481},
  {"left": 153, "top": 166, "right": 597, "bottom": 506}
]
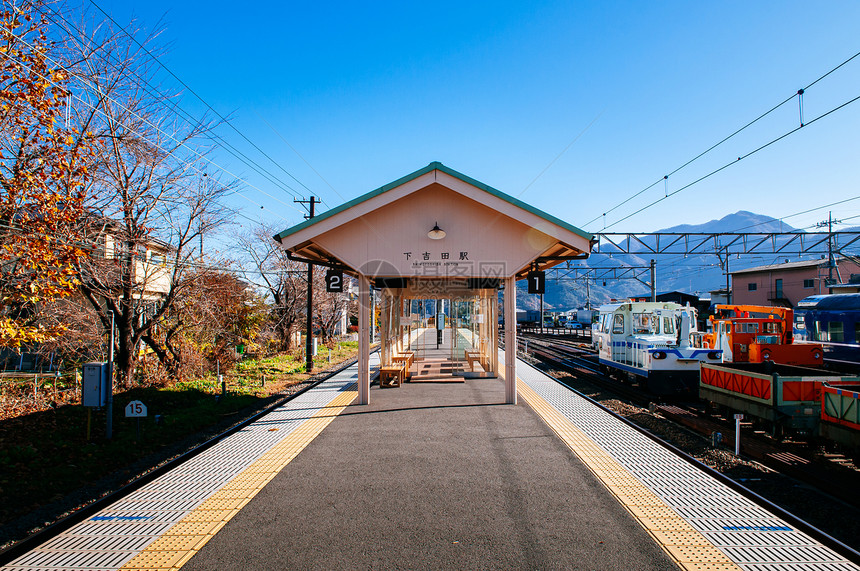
[
  {"left": 273, "top": 162, "right": 595, "bottom": 404},
  {"left": 629, "top": 290, "right": 700, "bottom": 306},
  {"left": 731, "top": 256, "right": 860, "bottom": 307}
]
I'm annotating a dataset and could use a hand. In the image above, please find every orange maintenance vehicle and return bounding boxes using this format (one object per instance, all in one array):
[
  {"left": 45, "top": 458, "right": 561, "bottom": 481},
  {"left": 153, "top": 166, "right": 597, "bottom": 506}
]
[{"left": 701, "top": 304, "right": 824, "bottom": 366}]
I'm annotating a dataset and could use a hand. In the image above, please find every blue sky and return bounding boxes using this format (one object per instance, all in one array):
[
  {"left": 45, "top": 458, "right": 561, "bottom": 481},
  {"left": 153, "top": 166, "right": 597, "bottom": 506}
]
[{"left": 97, "top": 0, "right": 860, "bottom": 238}]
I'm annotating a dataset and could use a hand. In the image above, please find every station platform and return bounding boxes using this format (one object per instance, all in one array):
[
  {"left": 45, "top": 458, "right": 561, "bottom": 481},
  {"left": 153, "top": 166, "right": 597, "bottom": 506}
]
[{"left": 3, "top": 356, "right": 858, "bottom": 570}]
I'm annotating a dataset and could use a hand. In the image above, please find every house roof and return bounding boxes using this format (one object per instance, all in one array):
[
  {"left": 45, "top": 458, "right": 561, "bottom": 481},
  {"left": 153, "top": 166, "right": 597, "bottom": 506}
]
[
  {"left": 274, "top": 161, "right": 593, "bottom": 244},
  {"left": 730, "top": 257, "right": 836, "bottom": 276}
]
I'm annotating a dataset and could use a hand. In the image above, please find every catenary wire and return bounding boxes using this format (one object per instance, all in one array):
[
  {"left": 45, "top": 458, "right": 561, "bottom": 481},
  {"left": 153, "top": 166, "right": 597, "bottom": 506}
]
[
  {"left": 42, "top": 5, "right": 312, "bottom": 206},
  {"left": 600, "top": 92, "right": 860, "bottom": 231},
  {"left": 584, "top": 48, "right": 860, "bottom": 230},
  {"left": 0, "top": 33, "right": 301, "bottom": 220},
  {"left": 87, "top": 0, "right": 322, "bottom": 212}
]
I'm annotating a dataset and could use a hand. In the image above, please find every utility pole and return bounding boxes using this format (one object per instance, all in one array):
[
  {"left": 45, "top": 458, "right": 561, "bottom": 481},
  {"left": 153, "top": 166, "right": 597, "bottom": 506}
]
[
  {"left": 725, "top": 254, "right": 730, "bottom": 304},
  {"left": 649, "top": 259, "right": 656, "bottom": 302},
  {"left": 817, "top": 211, "right": 842, "bottom": 293},
  {"left": 585, "top": 277, "right": 590, "bottom": 310},
  {"left": 295, "top": 196, "right": 319, "bottom": 373}
]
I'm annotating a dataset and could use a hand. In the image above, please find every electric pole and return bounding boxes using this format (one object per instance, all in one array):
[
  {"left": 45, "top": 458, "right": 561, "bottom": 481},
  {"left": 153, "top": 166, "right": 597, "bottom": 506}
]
[
  {"left": 295, "top": 196, "right": 319, "bottom": 373},
  {"left": 649, "top": 259, "right": 656, "bottom": 302},
  {"left": 817, "top": 211, "right": 842, "bottom": 292}
]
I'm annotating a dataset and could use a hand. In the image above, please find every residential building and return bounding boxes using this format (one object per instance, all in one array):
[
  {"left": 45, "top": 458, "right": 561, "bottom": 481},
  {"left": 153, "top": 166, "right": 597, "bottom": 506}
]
[{"left": 730, "top": 257, "right": 860, "bottom": 307}]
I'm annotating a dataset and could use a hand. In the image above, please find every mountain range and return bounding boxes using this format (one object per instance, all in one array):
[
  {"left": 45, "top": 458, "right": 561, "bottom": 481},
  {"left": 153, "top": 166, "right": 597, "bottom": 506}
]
[{"left": 517, "top": 210, "right": 856, "bottom": 311}]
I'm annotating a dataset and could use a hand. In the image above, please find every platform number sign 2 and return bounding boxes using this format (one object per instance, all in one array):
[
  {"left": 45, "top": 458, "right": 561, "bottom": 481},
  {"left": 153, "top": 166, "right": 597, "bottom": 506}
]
[
  {"left": 325, "top": 269, "right": 344, "bottom": 293},
  {"left": 527, "top": 270, "right": 545, "bottom": 294}
]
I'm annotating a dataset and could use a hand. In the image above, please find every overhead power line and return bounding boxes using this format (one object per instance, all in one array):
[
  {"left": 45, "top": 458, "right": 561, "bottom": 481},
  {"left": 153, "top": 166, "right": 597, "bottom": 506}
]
[
  {"left": 41, "top": 6, "right": 311, "bottom": 207},
  {"left": 585, "top": 49, "right": 860, "bottom": 231},
  {"left": 0, "top": 30, "right": 300, "bottom": 220},
  {"left": 87, "top": 0, "right": 319, "bottom": 207}
]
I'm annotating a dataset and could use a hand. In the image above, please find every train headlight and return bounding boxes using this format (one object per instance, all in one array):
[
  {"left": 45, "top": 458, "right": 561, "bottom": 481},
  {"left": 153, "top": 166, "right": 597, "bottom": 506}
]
[
  {"left": 652, "top": 351, "right": 666, "bottom": 360},
  {"left": 707, "top": 351, "right": 720, "bottom": 360}
]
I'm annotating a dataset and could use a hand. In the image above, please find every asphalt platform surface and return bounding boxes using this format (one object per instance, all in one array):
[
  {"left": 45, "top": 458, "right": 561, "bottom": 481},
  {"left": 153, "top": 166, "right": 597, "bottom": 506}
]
[{"left": 183, "top": 376, "right": 677, "bottom": 570}]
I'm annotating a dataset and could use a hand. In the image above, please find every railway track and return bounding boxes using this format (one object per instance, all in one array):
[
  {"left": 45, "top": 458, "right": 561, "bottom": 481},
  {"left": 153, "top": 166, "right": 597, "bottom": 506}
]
[{"left": 516, "top": 332, "right": 860, "bottom": 550}]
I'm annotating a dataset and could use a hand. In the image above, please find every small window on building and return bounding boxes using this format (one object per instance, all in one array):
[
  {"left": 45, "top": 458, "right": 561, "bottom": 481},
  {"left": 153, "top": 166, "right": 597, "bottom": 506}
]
[
  {"left": 748, "top": 283, "right": 757, "bottom": 291},
  {"left": 612, "top": 314, "right": 625, "bottom": 334},
  {"left": 803, "top": 279, "right": 814, "bottom": 288}
]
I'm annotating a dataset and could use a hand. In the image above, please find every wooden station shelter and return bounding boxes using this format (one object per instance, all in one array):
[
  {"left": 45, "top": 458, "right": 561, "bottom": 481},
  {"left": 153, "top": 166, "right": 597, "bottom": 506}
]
[{"left": 274, "top": 162, "right": 594, "bottom": 405}]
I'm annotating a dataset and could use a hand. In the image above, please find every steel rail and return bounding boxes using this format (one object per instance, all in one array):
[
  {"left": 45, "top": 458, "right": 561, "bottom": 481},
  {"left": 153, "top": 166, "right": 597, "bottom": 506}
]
[{"left": 519, "top": 337, "right": 860, "bottom": 565}]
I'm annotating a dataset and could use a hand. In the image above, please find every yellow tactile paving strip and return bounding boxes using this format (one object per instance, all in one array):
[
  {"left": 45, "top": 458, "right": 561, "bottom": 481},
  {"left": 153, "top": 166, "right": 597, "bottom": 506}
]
[
  {"left": 119, "top": 387, "right": 357, "bottom": 571},
  {"left": 518, "top": 381, "right": 741, "bottom": 571}
]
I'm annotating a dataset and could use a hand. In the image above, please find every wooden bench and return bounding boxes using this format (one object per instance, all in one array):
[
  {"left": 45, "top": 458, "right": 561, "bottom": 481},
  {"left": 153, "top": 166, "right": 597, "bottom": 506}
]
[
  {"left": 465, "top": 351, "right": 482, "bottom": 371},
  {"left": 379, "top": 363, "right": 406, "bottom": 388},
  {"left": 392, "top": 351, "right": 414, "bottom": 379}
]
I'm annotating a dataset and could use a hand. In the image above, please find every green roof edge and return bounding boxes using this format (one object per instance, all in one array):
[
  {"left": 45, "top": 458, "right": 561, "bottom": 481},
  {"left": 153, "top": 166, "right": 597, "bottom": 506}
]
[{"left": 274, "top": 161, "right": 593, "bottom": 243}]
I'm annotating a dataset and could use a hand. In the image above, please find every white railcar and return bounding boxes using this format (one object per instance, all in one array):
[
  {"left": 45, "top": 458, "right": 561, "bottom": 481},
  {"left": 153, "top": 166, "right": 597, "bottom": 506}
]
[{"left": 593, "top": 301, "right": 722, "bottom": 395}]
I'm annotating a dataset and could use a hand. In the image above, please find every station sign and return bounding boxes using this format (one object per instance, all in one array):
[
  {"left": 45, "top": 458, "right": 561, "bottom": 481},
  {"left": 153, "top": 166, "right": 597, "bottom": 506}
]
[
  {"left": 325, "top": 269, "right": 344, "bottom": 292},
  {"left": 527, "top": 270, "right": 546, "bottom": 294}
]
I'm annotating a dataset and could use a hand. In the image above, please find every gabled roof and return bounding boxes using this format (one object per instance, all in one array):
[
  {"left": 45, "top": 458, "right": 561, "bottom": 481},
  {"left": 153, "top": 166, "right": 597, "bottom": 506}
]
[
  {"left": 731, "top": 256, "right": 841, "bottom": 276},
  {"left": 274, "top": 161, "right": 593, "bottom": 244}
]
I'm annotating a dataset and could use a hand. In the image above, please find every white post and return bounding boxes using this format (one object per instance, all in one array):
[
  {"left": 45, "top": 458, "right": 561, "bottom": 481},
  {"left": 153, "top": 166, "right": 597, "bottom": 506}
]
[
  {"left": 504, "top": 275, "right": 517, "bottom": 404},
  {"left": 358, "top": 274, "right": 371, "bottom": 405},
  {"left": 734, "top": 413, "right": 743, "bottom": 455}
]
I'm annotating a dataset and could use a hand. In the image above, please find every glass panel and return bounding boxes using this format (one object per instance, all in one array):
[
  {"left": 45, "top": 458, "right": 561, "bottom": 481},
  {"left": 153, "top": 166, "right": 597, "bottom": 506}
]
[
  {"left": 830, "top": 321, "right": 844, "bottom": 343},
  {"left": 814, "top": 320, "right": 827, "bottom": 342},
  {"left": 663, "top": 317, "right": 675, "bottom": 335},
  {"left": 632, "top": 313, "right": 651, "bottom": 334},
  {"left": 612, "top": 314, "right": 624, "bottom": 334}
]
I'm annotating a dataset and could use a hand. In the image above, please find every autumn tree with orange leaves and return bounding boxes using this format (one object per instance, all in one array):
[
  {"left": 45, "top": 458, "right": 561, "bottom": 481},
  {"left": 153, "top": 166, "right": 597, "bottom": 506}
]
[{"left": 0, "top": 2, "right": 96, "bottom": 348}]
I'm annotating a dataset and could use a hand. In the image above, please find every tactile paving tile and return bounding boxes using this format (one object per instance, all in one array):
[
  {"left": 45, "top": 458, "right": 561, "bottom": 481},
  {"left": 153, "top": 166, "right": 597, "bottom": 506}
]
[
  {"left": 510, "top": 355, "right": 860, "bottom": 571},
  {"left": 1, "top": 360, "right": 366, "bottom": 571}
]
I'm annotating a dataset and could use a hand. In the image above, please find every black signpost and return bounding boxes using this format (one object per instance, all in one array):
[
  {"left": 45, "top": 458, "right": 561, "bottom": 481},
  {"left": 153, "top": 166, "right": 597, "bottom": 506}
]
[
  {"left": 527, "top": 270, "right": 545, "bottom": 294},
  {"left": 325, "top": 269, "right": 344, "bottom": 292}
]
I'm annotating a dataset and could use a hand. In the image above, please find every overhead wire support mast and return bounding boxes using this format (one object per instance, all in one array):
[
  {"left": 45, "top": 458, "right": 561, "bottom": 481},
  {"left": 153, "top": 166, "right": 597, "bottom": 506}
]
[
  {"left": 295, "top": 196, "right": 320, "bottom": 373},
  {"left": 816, "top": 212, "right": 843, "bottom": 290}
]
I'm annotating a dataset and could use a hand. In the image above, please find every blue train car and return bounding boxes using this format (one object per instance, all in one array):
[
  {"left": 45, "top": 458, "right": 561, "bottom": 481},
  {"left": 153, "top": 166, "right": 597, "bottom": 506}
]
[{"left": 794, "top": 293, "right": 860, "bottom": 369}]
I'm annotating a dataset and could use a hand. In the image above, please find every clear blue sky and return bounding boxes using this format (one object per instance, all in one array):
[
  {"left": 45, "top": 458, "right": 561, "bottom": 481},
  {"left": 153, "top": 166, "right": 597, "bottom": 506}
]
[{"left": 97, "top": 0, "right": 860, "bottom": 238}]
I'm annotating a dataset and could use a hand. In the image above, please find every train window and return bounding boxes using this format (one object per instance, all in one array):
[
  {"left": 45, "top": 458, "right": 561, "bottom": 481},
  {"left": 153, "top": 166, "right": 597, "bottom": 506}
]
[
  {"left": 612, "top": 314, "right": 625, "bottom": 334},
  {"left": 633, "top": 313, "right": 651, "bottom": 334},
  {"left": 854, "top": 321, "right": 860, "bottom": 344},
  {"left": 814, "top": 320, "right": 827, "bottom": 341},
  {"left": 829, "top": 321, "right": 845, "bottom": 343},
  {"left": 663, "top": 317, "right": 675, "bottom": 335},
  {"left": 763, "top": 322, "right": 781, "bottom": 334},
  {"left": 654, "top": 317, "right": 661, "bottom": 334},
  {"left": 735, "top": 323, "right": 759, "bottom": 333}
]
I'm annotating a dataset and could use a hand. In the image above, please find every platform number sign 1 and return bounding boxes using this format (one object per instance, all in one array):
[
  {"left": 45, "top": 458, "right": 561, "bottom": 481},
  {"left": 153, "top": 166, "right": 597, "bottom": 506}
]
[
  {"left": 527, "top": 270, "right": 545, "bottom": 294},
  {"left": 325, "top": 269, "right": 344, "bottom": 293}
]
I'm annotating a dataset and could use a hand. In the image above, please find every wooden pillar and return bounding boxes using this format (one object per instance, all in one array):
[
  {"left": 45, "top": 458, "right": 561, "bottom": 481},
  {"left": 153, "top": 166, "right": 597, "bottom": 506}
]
[
  {"left": 504, "top": 275, "right": 517, "bottom": 404},
  {"left": 358, "top": 273, "right": 371, "bottom": 405}
]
